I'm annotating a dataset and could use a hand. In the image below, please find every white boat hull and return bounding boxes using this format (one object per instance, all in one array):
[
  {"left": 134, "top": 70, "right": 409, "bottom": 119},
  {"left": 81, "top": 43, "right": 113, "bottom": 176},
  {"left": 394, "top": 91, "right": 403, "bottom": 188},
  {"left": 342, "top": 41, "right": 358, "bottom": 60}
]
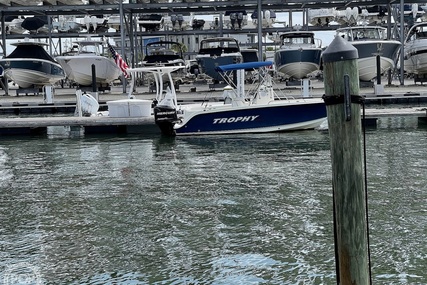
[
  {"left": 358, "top": 56, "right": 395, "bottom": 82},
  {"left": 56, "top": 55, "right": 121, "bottom": 86},
  {"left": 0, "top": 58, "right": 65, "bottom": 88},
  {"left": 4, "top": 68, "right": 62, "bottom": 88},
  {"left": 404, "top": 39, "right": 427, "bottom": 75},
  {"left": 336, "top": 26, "right": 401, "bottom": 82},
  {"left": 276, "top": 61, "right": 320, "bottom": 80},
  {"left": 274, "top": 32, "right": 322, "bottom": 80}
]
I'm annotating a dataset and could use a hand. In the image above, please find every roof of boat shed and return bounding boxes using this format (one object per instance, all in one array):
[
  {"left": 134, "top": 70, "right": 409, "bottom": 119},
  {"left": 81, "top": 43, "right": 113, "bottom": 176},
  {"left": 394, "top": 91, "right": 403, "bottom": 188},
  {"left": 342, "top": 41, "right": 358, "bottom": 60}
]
[{"left": 1, "top": 0, "right": 427, "bottom": 17}]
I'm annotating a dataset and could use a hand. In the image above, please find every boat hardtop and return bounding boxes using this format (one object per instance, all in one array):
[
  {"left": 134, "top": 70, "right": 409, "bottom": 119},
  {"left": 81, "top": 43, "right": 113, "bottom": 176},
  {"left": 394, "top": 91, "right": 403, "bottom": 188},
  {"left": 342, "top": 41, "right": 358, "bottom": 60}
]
[
  {"left": 215, "top": 61, "right": 273, "bottom": 72},
  {"left": 7, "top": 40, "right": 55, "bottom": 61},
  {"left": 10, "top": 40, "right": 48, "bottom": 47}
]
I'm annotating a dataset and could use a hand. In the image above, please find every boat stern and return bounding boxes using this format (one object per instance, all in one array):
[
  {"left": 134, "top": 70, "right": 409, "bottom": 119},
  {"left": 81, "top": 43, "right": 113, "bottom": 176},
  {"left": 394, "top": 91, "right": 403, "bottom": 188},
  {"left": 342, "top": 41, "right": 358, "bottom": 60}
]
[{"left": 153, "top": 105, "right": 178, "bottom": 136}]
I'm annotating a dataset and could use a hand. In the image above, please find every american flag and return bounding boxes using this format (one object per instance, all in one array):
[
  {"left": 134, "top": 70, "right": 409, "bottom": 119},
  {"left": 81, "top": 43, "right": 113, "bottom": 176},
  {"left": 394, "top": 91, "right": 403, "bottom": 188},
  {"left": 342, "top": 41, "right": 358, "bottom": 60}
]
[{"left": 107, "top": 40, "right": 129, "bottom": 78}]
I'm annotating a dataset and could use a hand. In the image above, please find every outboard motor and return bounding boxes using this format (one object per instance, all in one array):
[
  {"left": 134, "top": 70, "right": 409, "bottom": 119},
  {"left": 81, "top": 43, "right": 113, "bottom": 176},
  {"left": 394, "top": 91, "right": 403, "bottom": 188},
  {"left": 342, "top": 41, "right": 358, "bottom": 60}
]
[
  {"left": 153, "top": 87, "right": 178, "bottom": 136},
  {"left": 153, "top": 105, "right": 178, "bottom": 136},
  {"left": 171, "top": 14, "right": 177, "bottom": 28},
  {"left": 177, "top": 14, "right": 184, "bottom": 28},
  {"left": 230, "top": 13, "right": 237, "bottom": 29},
  {"left": 237, "top": 12, "right": 243, "bottom": 29}
]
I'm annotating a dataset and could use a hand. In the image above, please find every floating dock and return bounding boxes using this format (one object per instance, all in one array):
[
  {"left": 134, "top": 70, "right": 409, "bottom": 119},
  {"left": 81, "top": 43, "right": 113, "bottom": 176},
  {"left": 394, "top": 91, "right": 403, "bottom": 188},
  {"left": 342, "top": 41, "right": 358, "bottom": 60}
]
[
  {"left": 0, "top": 116, "right": 156, "bottom": 136},
  {"left": 0, "top": 83, "right": 427, "bottom": 136},
  {"left": 0, "top": 107, "right": 426, "bottom": 137}
]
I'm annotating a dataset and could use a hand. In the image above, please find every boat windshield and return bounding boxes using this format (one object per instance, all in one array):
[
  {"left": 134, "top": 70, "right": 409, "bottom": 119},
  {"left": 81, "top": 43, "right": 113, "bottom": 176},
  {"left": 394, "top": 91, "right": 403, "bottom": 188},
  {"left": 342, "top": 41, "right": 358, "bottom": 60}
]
[
  {"left": 200, "top": 39, "right": 238, "bottom": 49},
  {"left": 146, "top": 43, "right": 181, "bottom": 56},
  {"left": 337, "top": 27, "right": 386, "bottom": 41},
  {"left": 282, "top": 36, "right": 313, "bottom": 45},
  {"left": 79, "top": 43, "right": 100, "bottom": 54},
  {"left": 198, "top": 38, "right": 240, "bottom": 55},
  {"left": 407, "top": 25, "right": 427, "bottom": 41}
]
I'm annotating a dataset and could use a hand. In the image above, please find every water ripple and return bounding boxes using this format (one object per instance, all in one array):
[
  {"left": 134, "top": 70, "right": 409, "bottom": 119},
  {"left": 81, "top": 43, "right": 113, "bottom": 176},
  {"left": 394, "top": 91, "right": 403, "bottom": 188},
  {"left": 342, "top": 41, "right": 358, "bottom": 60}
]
[{"left": 0, "top": 131, "right": 425, "bottom": 284}]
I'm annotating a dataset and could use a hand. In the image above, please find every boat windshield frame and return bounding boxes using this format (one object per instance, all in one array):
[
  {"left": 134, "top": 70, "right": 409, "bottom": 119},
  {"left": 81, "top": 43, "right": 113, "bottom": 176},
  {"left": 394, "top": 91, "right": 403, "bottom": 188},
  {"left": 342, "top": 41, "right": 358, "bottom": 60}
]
[
  {"left": 77, "top": 41, "right": 103, "bottom": 55},
  {"left": 199, "top": 37, "right": 240, "bottom": 51},
  {"left": 145, "top": 41, "right": 184, "bottom": 57},
  {"left": 337, "top": 26, "right": 387, "bottom": 41},
  {"left": 406, "top": 23, "right": 427, "bottom": 42}
]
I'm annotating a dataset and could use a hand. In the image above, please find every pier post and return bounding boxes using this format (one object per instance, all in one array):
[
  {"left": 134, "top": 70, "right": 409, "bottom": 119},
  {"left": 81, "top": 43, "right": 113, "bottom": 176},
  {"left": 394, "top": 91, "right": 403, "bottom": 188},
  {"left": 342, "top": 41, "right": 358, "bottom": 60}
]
[
  {"left": 44, "top": 85, "right": 54, "bottom": 104},
  {"left": 322, "top": 36, "right": 370, "bottom": 285},
  {"left": 374, "top": 54, "right": 384, "bottom": 95},
  {"left": 91, "top": 64, "right": 99, "bottom": 101},
  {"left": 302, "top": 78, "right": 310, "bottom": 98}
]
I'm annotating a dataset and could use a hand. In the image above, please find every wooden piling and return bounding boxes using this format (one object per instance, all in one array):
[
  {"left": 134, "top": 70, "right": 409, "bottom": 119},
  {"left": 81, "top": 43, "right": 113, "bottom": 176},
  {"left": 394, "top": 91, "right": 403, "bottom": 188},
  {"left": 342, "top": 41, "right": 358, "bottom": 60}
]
[{"left": 322, "top": 36, "right": 370, "bottom": 285}]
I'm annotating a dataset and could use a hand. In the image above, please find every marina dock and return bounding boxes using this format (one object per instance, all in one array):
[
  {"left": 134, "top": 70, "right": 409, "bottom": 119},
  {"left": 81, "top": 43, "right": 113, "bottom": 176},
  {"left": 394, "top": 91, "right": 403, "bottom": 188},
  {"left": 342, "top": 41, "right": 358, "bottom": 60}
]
[{"left": 1, "top": 81, "right": 427, "bottom": 136}]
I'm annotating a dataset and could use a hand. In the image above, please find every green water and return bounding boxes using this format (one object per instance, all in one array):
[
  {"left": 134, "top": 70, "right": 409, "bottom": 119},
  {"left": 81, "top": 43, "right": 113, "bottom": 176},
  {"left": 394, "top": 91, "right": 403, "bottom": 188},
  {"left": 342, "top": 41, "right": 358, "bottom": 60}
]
[{"left": 0, "top": 122, "right": 425, "bottom": 284}]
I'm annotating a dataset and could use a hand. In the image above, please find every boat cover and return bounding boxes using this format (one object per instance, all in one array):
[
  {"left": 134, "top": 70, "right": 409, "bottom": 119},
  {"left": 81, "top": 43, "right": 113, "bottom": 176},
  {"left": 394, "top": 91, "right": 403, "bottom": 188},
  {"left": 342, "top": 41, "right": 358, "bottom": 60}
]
[
  {"left": 6, "top": 44, "right": 55, "bottom": 62},
  {"left": 216, "top": 61, "right": 273, "bottom": 72},
  {"left": 21, "top": 16, "right": 48, "bottom": 31}
]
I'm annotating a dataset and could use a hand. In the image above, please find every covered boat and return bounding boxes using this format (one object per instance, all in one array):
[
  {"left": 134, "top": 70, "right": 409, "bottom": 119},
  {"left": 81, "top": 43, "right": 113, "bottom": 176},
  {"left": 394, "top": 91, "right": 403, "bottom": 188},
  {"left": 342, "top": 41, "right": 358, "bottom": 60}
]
[{"left": 0, "top": 39, "right": 65, "bottom": 88}]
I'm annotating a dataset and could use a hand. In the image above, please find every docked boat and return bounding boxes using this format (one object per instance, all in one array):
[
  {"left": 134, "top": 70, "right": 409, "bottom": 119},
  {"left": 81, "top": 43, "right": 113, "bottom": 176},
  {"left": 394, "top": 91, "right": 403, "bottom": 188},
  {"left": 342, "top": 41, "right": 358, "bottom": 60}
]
[
  {"left": 336, "top": 25, "right": 401, "bottom": 81},
  {"left": 404, "top": 22, "right": 427, "bottom": 76},
  {"left": 0, "top": 39, "right": 65, "bottom": 88},
  {"left": 55, "top": 38, "right": 122, "bottom": 87},
  {"left": 195, "top": 37, "right": 243, "bottom": 84},
  {"left": 4, "top": 16, "right": 26, "bottom": 34},
  {"left": 52, "top": 15, "right": 83, "bottom": 33},
  {"left": 21, "top": 16, "right": 50, "bottom": 34},
  {"left": 138, "top": 14, "right": 164, "bottom": 32},
  {"left": 142, "top": 40, "right": 186, "bottom": 68},
  {"left": 274, "top": 30, "right": 323, "bottom": 80},
  {"left": 142, "top": 40, "right": 187, "bottom": 82},
  {"left": 251, "top": 10, "right": 276, "bottom": 28},
  {"left": 308, "top": 8, "right": 337, "bottom": 26},
  {"left": 148, "top": 61, "right": 326, "bottom": 136}
]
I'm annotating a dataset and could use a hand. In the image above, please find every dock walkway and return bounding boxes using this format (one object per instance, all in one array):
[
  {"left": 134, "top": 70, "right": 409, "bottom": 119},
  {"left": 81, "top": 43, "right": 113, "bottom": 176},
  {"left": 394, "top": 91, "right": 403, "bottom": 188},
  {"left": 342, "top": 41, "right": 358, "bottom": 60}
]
[{"left": 0, "top": 80, "right": 426, "bottom": 136}]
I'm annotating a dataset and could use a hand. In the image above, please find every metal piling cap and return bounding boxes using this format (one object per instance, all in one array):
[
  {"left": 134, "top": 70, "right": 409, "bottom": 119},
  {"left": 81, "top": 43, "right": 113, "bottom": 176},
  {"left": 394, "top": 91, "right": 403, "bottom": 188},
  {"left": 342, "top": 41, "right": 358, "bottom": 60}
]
[{"left": 322, "top": 35, "right": 358, "bottom": 63}]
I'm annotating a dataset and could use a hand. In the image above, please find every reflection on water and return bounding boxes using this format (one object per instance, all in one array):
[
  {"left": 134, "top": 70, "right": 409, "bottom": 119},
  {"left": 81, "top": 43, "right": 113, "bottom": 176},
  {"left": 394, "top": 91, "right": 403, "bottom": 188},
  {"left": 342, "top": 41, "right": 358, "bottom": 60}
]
[{"left": 0, "top": 130, "right": 425, "bottom": 284}]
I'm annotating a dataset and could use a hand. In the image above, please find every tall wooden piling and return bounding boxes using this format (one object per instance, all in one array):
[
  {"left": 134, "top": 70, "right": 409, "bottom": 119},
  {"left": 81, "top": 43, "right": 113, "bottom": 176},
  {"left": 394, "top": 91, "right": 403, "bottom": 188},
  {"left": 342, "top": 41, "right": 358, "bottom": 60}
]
[{"left": 322, "top": 36, "right": 370, "bottom": 285}]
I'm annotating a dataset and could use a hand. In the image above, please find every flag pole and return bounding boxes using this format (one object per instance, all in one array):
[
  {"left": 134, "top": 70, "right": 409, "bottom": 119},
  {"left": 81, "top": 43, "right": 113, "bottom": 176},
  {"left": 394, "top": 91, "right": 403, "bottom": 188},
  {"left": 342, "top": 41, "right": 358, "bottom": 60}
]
[{"left": 119, "top": 0, "right": 127, "bottom": 94}]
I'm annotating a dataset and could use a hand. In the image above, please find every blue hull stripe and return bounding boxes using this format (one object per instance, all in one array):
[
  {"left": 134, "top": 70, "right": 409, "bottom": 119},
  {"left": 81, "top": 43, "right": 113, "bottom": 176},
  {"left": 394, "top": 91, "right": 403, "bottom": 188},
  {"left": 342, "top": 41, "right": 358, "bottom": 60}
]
[{"left": 176, "top": 103, "right": 326, "bottom": 134}]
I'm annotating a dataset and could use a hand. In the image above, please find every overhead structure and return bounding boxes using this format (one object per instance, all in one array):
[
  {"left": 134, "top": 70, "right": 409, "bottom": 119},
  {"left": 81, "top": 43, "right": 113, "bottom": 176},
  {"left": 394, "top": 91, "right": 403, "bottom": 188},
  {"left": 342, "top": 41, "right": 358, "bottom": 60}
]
[
  {"left": 1, "top": 0, "right": 426, "bottom": 86},
  {"left": 0, "top": 0, "right": 426, "bottom": 15}
]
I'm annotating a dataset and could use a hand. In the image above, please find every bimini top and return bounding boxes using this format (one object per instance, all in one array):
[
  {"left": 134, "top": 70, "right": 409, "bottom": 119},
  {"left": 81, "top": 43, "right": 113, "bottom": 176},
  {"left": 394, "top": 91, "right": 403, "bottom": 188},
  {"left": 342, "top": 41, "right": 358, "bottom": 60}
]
[{"left": 216, "top": 61, "right": 273, "bottom": 72}]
